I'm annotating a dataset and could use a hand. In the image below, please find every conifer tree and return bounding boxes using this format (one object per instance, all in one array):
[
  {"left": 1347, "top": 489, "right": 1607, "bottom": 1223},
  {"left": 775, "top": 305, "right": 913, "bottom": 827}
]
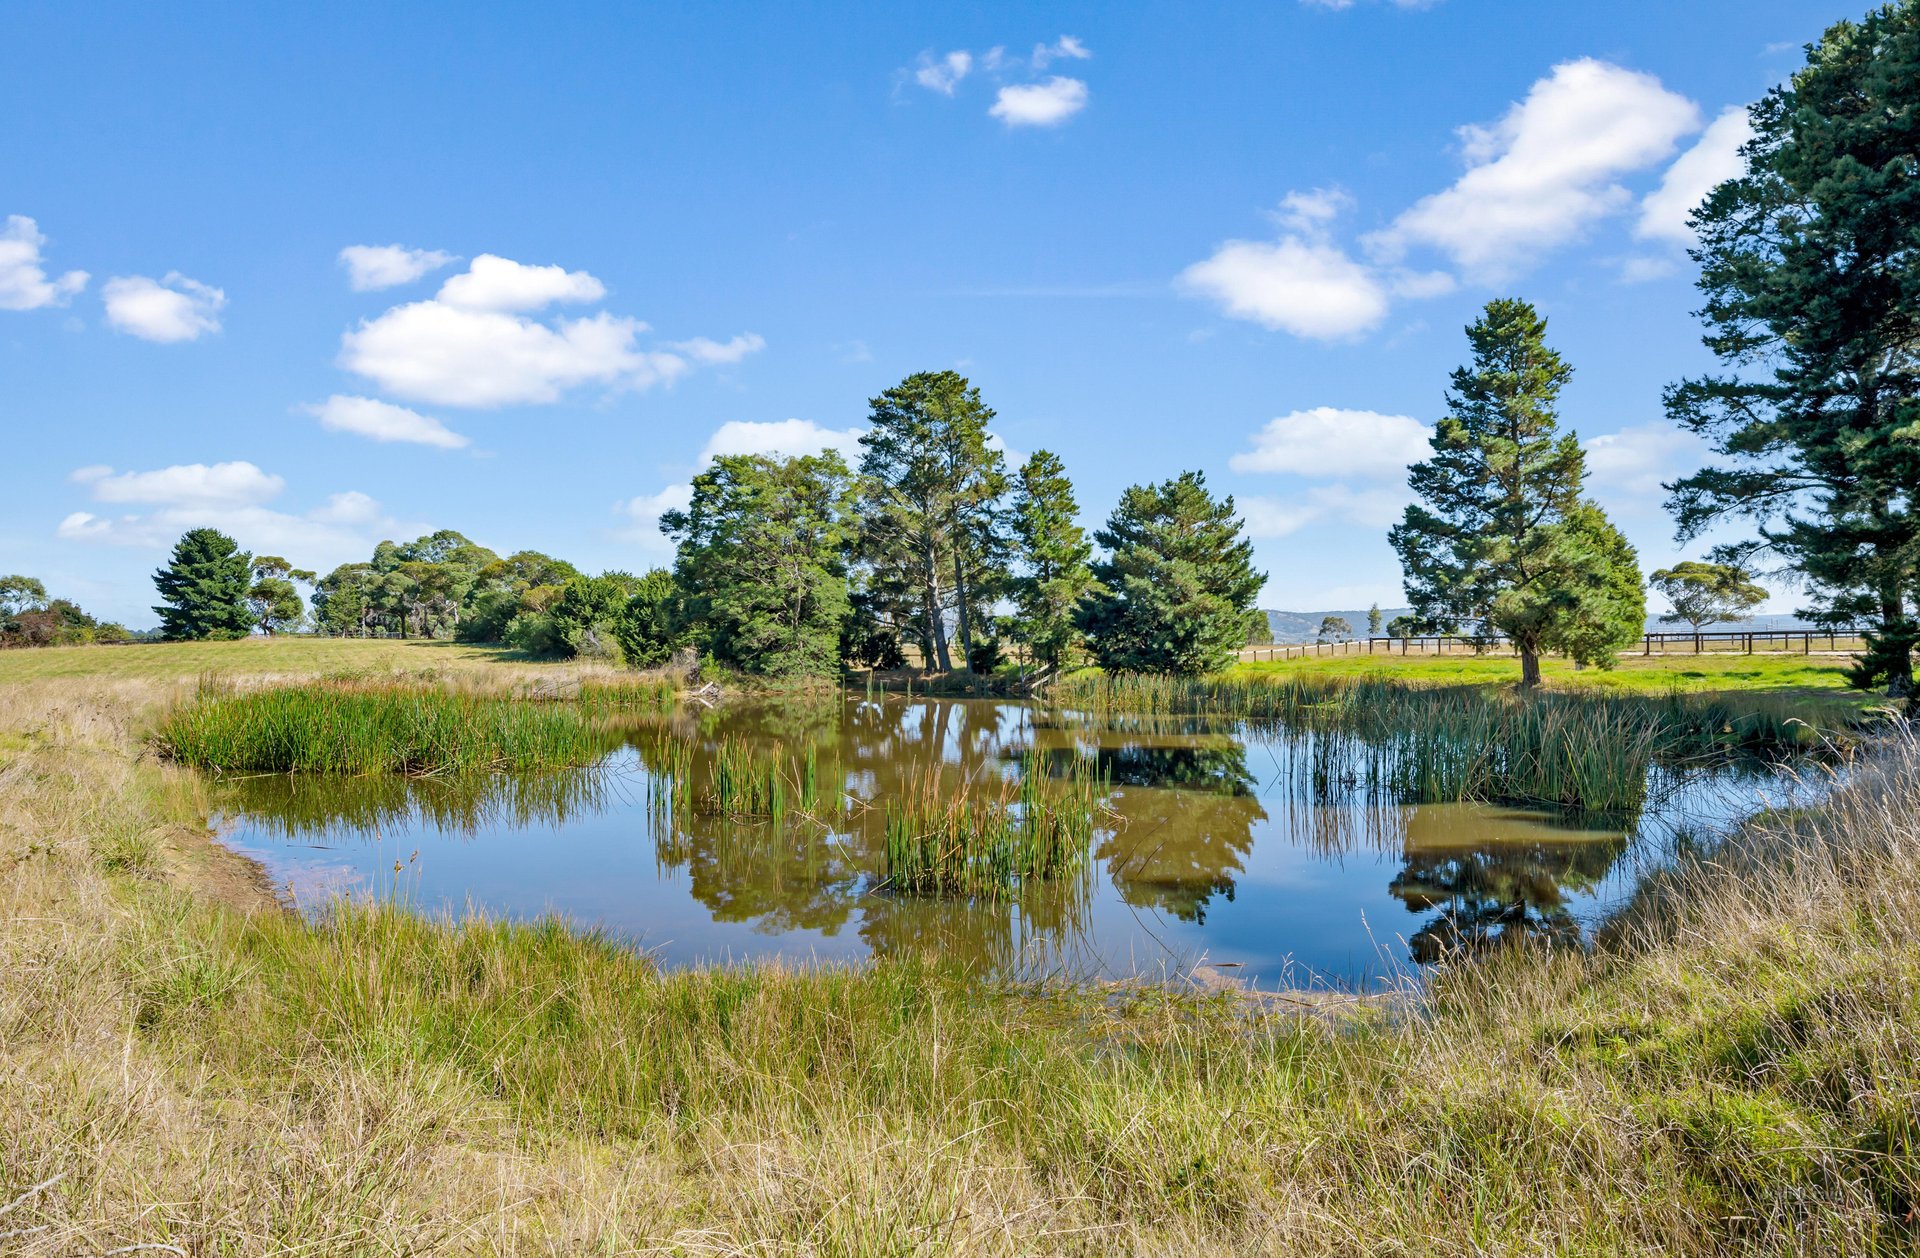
[
  {"left": 153, "top": 528, "right": 254, "bottom": 640},
  {"left": 1390, "top": 299, "right": 1643, "bottom": 686},
  {"left": 1007, "top": 450, "right": 1096, "bottom": 671},
  {"left": 1076, "top": 471, "right": 1265, "bottom": 675},
  {"left": 1665, "top": 2, "right": 1920, "bottom": 696}
]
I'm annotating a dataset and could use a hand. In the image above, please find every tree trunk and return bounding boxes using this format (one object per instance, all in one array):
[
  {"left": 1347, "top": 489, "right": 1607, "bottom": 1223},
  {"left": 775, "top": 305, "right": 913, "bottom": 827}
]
[
  {"left": 952, "top": 550, "right": 974, "bottom": 673},
  {"left": 921, "top": 543, "right": 952, "bottom": 672},
  {"left": 1518, "top": 642, "right": 1542, "bottom": 689}
]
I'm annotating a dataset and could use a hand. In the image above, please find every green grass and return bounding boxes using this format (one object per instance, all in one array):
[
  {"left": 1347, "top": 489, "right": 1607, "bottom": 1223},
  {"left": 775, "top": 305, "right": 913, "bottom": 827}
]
[
  {"left": 1233, "top": 648, "right": 1866, "bottom": 699},
  {"left": 881, "top": 757, "right": 1105, "bottom": 898},
  {"left": 153, "top": 681, "right": 624, "bottom": 775}
]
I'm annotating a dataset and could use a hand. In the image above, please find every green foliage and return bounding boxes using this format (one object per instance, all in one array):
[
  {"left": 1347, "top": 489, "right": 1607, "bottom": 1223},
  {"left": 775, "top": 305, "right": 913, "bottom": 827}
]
[
  {"left": 542, "top": 572, "right": 644, "bottom": 662},
  {"left": 1368, "top": 603, "right": 1383, "bottom": 636},
  {"left": 1318, "top": 616, "right": 1354, "bottom": 642},
  {"left": 665, "top": 452, "right": 857, "bottom": 678},
  {"left": 612, "top": 568, "right": 681, "bottom": 669},
  {"left": 857, "top": 370, "right": 1009, "bottom": 672},
  {"left": 1007, "top": 450, "right": 1096, "bottom": 670},
  {"left": 0, "top": 574, "right": 48, "bottom": 618},
  {"left": 1391, "top": 300, "right": 1642, "bottom": 685},
  {"left": 1075, "top": 471, "right": 1265, "bottom": 675},
  {"left": 1665, "top": 5, "right": 1920, "bottom": 695},
  {"left": 1651, "top": 561, "right": 1769, "bottom": 630},
  {"left": 153, "top": 528, "right": 255, "bottom": 641}
]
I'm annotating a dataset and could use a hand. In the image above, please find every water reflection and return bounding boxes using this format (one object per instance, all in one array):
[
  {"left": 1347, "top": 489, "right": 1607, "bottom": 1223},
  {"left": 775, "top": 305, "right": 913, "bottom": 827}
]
[{"left": 212, "top": 697, "right": 1766, "bottom": 984}]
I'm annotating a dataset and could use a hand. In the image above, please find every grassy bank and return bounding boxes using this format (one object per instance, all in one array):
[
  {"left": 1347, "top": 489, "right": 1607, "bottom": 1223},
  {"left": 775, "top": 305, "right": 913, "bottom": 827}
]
[
  {"left": 1234, "top": 647, "right": 1865, "bottom": 699},
  {"left": 1, "top": 639, "right": 1916, "bottom": 1252}
]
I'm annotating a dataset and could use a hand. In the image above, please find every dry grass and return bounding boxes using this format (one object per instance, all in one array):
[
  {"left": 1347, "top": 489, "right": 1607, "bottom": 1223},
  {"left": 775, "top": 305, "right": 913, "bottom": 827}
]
[{"left": 0, "top": 640, "right": 1916, "bottom": 1253}]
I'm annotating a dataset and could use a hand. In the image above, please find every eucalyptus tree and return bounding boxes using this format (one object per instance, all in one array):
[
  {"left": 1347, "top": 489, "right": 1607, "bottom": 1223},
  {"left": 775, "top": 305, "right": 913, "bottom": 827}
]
[
  {"left": 1650, "top": 562, "right": 1769, "bottom": 630},
  {"left": 1390, "top": 299, "right": 1643, "bottom": 687},
  {"left": 1076, "top": 471, "right": 1265, "bottom": 675},
  {"left": 1663, "top": 2, "right": 1920, "bottom": 695},
  {"left": 856, "top": 370, "right": 1008, "bottom": 672},
  {"left": 1007, "top": 450, "right": 1096, "bottom": 671},
  {"left": 246, "top": 555, "right": 315, "bottom": 635}
]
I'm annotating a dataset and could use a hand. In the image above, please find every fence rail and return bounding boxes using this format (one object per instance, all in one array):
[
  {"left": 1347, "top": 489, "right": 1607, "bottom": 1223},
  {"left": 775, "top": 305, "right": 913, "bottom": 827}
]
[{"left": 1239, "top": 628, "right": 1869, "bottom": 663}]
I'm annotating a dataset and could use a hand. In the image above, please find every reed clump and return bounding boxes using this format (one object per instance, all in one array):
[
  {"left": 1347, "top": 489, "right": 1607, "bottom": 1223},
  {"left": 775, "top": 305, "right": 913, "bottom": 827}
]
[
  {"left": 154, "top": 681, "right": 621, "bottom": 775},
  {"left": 882, "top": 757, "right": 1105, "bottom": 898},
  {"left": 646, "top": 734, "right": 822, "bottom": 821},
  {"left": 1059, "top": 672, "right": 1869, "bottom": 813}
]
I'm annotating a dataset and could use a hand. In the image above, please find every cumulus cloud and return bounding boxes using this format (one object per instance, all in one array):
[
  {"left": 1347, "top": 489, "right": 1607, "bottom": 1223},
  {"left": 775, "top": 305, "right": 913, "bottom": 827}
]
[
  {"left": 698, "top": 418, "right": 865, "bottom": 464},
  {"left": 338, "top": 244, "right": 457, "bottom": 291},
  {"left": 914, "top": 50, "right": 972, "bottom": 95},
  {"left": 102, "top": 272, "right": 225, "bottom": 342},
  {"left": 302, "top": 395, "right": 470, "bottom": 449},
  {"left": 58, "top": 461, "right": 407, "bottom": 564},
  {"left": 990, "top": 76, "right": 1089, "bottom": 127},
  {"left": 1637, "top": 106, "right": 1753, "bottom": 245},
  {"left": 1582, "top": 422, "right": 1709, "bottom": 506},
  {"left": 338, "top": 254, "right": 759, "bottom": 408},
  {"left": 1369, "top": 59, "right": 1700, "bottom": 281},
  {"left": 73, "top": 461, "right": 284, "bottom": 509},
  {"left": 1230, "top": 407, "right": 1432, "bottom": 478},
  {"left": 1179, "top": 236, "right": 1389, "bottom": 340},
  {"left": 435, "top": 254, "right": 606, "bottom": 312},
  {"left": 0, "top": 215, "right": 88, "bottom": 311},
  {"left": 614, "top": 481, "right": 695, "bottom": 553}
]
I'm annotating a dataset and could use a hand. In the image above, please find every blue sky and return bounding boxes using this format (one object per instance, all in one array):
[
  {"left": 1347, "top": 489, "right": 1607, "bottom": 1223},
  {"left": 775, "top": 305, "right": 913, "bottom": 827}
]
[{"left": 1, "top": 0, "right": 1855, "bottom": 626}]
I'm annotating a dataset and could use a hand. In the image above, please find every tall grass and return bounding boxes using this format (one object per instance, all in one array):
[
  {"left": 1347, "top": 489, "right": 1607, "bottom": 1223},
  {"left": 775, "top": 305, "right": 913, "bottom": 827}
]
[
  {"left": 1059, "top": 671, "right": 1871, "bottom": 813},
  {"left": 644, "top": 733, "right": 822, "bottom": 821},
  {"left": 154, "top": 681, "right": 622, "bottom": 774},
  {"left": 882, "top": 757, "right": 1105, "bottom": 898}
]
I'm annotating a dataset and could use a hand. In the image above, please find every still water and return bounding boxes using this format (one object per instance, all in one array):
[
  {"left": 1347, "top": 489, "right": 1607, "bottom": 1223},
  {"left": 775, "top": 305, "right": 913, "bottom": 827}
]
[{"left": 212, "top": 696, "right": 1809, "bottom": 987}]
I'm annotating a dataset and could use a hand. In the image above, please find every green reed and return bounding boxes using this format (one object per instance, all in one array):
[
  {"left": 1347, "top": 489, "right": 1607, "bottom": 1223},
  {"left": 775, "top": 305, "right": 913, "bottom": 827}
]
[
  {"left": 646, "top": 734, "right": 823, "bottom": 821},
  {"left": 155, "top": 682, "right": 620, "bottom": 775},
  {"left": 881, "top": 756, "right": 1105, "bottom": 899},
  {"left": 1058, "top": 672, "right": 1863, "bottom": 814}
]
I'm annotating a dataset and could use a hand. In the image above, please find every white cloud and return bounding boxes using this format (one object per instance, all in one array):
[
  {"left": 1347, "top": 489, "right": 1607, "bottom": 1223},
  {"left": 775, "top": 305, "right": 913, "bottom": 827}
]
[
  {"left": 1240, "top": 496, "right": 1323, "bottom": 538},
  {"left": 698, "top": 418, "right": 865, "bottom": 464},
  {"left": 0, "top": 216, "right": 88, "bottom": 311},
  {"left": 669, "top": 333, "right": 767, "bottom": 365},
  {"left": 75, "top": 461, "right": 284, "bottom": 509},
  {"left": 1582, "top": 422, "right": 1709, "bottom": 506},
  {"left": 990, "top": 77, "right": 1089, "bottom": 127},
  {"left": 1240, "top": 483, "right": 1412, "bottom": 539},
  {"left": 338, "top": 244, "right": 457, "bottom": 291},
  {"left": 58, "top": 465, "right": 407, "bottom": 565},
  {"left": 435, "top": 254, "right": 606, "bottom": 312},
  {"left": 1179, "top": 236, "right": 1389, "bottom": 340},
  {"left": 1637, "top": 106, "right": 1753, "bottom": 245},
  {"left": 1371, "top": 59, "right": 1700, "bottom": 281},
  {"left": 1230, "top": 407, "right": 1432, "bottom": 478},
  {"left": 338, "top": 253, "right": 758, "bottom": 408},
  {"left": 914, "top": 50, "right": 972, "bottom": 95},
  {"left": 101, "top": 272, "right": 225, "bottom": 342},
  {"left": 303, "top": 395, "right": 470, "bottom": 450},
  {"left": 614, "top": 482, "right": 694, "bottom": 553},
  {"left": 1031, "top": 36, "right": 1091, "bottom": 69}
]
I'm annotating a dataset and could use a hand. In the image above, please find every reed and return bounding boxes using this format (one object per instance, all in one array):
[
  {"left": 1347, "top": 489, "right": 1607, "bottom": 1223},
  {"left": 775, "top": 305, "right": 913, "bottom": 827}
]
[
  {"left": 646, "top": 733, "right": 823, "bottom": 821},
  {"left": 1059, "top": 672, "right": 1868, "bottom": 814},
  {"left": 154, "top": 681, "right": 620, "bottom": 775},
  {"left": 881, "top": 757, "right": 1104, "bottom": 898}
]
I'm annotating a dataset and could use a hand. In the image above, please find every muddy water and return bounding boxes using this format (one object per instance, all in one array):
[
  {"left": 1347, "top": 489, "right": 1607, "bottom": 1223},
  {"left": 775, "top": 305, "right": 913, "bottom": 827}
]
[{"left": 210, "top": 696, "right": 1805, "bottom": 987}]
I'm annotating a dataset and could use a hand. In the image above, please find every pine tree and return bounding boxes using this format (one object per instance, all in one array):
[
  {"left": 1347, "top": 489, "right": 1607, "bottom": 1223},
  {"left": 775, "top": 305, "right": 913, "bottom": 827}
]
[
  {"left": 153, "top": 528, "right": 254, "bottom": 641},
  {"left": 1665, "top": 3, "right": 1920, "bottom": 696},
  {"left": 1076, "top": 471, "right": 1265, "bottom": 675},
  {"left": 856, "top": 371, "right": 1008, "bottom": 672},
  {"left": 1390, "top": 299, "right": 1643, "bottom": 686},
  {"left": 1007, "top": 450, "right": 1096, "bottom": 671}
]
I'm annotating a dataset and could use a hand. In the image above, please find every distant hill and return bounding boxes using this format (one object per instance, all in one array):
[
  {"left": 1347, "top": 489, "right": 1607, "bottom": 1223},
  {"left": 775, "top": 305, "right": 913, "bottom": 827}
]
[{"left": 1260, "top": 608, "right": 1838, "bottom": 644}]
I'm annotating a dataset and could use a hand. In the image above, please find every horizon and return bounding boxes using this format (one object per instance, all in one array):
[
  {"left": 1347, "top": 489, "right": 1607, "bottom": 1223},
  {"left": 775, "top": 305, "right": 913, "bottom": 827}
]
[{"left": 2, "top": 0, "right": 1856, "bottom": 628}]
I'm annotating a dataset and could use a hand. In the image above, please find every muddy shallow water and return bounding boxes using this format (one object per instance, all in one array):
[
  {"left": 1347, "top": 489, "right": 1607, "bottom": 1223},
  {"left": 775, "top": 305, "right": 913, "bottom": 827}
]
[{"left": 211, "top": 696, "right": 1815, "bottom": 987}]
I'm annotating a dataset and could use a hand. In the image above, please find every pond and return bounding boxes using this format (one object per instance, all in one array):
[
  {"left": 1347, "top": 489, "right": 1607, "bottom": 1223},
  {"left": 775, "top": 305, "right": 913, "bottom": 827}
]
[{"left": 210, "top": 695, "right": 1820, "bottom": 987}]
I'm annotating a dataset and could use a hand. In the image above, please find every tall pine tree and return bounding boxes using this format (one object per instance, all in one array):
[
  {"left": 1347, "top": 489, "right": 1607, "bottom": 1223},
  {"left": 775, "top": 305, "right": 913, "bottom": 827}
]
[
  {"left": 1390, "top": 299, "right": 1643, "bottom": 687},
  {"left": 1076, "top": 471, "right": 1264, "bottom": 675},
  {"left": 1665, "top": 2, "right": 1920, "bottom": 696},
  {"left": 153, "top": 528, "right": 254, "bottom": 641},
  {"left": 1007, "top": 450, "right": 1096, "bottom": 672}
]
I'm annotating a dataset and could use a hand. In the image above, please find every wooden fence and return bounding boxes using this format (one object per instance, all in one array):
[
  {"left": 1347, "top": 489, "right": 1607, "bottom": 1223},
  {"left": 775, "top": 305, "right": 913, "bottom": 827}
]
[{"left": 1240, "top": 628, "right": 1869, "bottom": 663}]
